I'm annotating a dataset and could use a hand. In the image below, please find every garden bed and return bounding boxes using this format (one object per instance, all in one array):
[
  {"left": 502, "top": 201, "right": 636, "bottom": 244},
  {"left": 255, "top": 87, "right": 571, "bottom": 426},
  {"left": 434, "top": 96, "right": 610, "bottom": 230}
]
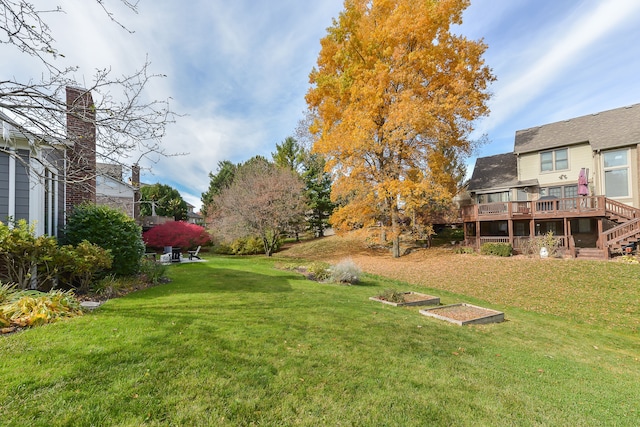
[
  {"left": 419, "top": 303, "right": 504, "bottom": 325},
  {"left": 369, "top": 292, "right": 440, "bottom": 307}
]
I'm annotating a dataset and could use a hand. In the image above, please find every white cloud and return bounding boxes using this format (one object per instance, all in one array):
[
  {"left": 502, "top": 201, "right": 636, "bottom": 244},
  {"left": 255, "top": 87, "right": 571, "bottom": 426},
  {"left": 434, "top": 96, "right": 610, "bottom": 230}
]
[
  {"left": 8, "top": 1, "right": 640, "bottom": 211},
  {"left": 481, "top": 0, "right": 640, "bottom": 135}
]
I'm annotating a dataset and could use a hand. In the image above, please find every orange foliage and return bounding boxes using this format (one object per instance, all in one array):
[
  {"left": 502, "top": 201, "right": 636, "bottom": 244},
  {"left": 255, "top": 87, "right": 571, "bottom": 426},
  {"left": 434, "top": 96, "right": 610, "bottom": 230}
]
[{"left": 306, "top": 0, "right": 495, "bottom": 256}]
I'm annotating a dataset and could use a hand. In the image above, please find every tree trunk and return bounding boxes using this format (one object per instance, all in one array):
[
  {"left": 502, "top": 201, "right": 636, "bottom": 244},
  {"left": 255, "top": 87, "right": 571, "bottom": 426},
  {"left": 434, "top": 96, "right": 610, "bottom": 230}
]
[
  {"left": 391, "top": 208, "right": 401, "bottom": 258},
  {"left": 262, "top": 236, "right": 272, "bottom": 257}
]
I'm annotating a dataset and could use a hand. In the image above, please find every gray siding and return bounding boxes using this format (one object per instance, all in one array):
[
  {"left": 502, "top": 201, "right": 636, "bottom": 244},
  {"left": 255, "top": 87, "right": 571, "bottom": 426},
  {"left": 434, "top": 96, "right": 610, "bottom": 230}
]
[
  {"left": 0, "top": 153, "right": 8, "bottom": 221},
  {"left": 15, "top": 150, "right": 29, "bottom": 221}
]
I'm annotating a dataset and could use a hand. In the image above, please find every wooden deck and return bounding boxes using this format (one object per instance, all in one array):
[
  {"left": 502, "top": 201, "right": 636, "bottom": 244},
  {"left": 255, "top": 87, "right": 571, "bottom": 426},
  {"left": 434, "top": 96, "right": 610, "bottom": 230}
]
[
  {"left": 461, "top": 196, "right": 640, "bottom": 259},
  {"left": 461, "top": 196, "right": 637, "bottom": 222}
]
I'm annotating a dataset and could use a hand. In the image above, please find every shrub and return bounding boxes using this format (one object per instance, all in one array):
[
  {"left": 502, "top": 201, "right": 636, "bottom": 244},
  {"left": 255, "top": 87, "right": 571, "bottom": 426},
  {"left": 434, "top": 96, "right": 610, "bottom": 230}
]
[
  {"left": 138, "top": 258, "right": 168, "bottom": 285},
  {"left": 377, "top": 289, "right": 406, "bottom": 303},
  {"left": 56, "top": 241, "right": 113, "bottom": 292},
  {"left": 143, "top": 221, "right": 211, "bottom": 250},
  {"left": 480, "top": 242, "right": 512, "bottom": 257},
  {"left": 329, "top": 258, "right": 361, "bottom": 284},
  {"left": 91, "top": 275, "right": 125, "bottom": 299},
  {"left": 454, "top": 246, "right": 476, "bottom": 254},
  {"left": 217, "top": 236, "right": 282, "bottom": 255},
  {"left": 0, "top": 288, "right": 82, "bottom": 328},
  {"left": 0, "top": 219, "right": 58, "bottom": 289},
  {"left": 617, "top": 254, "right": 639, "bottom": 264},
  {"left": 307, "top": 262, "right": 331, "bottom": 281},
  {"left": 63, "top": 203, "right": 145, "bottom": 276},
  {"left": 522, "top": 231, "right": 561, "bottom": 258},
  {"left": 230, "top": 236, "right": 265, "bottom": 255}
]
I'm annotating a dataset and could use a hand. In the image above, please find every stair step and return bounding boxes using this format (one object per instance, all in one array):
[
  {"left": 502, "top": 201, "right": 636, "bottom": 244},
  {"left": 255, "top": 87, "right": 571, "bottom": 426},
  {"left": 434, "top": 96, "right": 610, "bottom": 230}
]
[{"left": 575, "top": 248, "right": 606, "bottom": 260}]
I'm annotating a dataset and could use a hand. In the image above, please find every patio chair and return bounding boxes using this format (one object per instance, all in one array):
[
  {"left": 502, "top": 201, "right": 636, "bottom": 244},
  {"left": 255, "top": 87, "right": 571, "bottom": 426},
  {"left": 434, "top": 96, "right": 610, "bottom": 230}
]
[{"left": 188, "top": 246, "right": 202, "bottom": 260}]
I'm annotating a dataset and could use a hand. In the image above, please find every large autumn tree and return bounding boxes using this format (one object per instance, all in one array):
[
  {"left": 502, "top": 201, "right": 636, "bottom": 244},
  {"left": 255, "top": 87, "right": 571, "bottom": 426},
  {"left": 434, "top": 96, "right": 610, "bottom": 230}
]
[{"left": 306, "top": 0, "right": 494, "bottom": 257}]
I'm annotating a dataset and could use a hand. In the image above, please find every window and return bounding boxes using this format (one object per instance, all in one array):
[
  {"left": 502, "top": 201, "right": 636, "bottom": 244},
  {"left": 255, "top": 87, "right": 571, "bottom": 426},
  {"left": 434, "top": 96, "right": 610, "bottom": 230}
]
[
  {"left": 603, "top": 149, "right": 629, "bottom": 198},
  {"left": 540, "top": 148, "right": 568, "bottom": 172},
  {"left": 477, "top": 191, "right": 510, "bottom": 204},
  {"left": 548, "top": 187, "right": 562, "bottom": 198},
  {"left": 43, "top": 168, "right": 57, "bottom": 236},
  {"left": 564, "top": 185, "right": 577, "bottom": 198},
  {"left": 516, "top": 188, "right": 528, "bottom": 201},
  {"left": 541, "top": 185, "right": 577, "bottom": 198}
]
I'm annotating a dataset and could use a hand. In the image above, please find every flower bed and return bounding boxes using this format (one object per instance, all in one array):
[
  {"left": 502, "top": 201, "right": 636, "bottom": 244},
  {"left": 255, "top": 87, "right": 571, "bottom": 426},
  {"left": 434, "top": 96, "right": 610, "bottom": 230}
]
[
  {"left": 369, "top": 292, "right": 440, "bottom": 307},
  {"left": 419, "top": 303, "right": 504, "bottom": 325}
]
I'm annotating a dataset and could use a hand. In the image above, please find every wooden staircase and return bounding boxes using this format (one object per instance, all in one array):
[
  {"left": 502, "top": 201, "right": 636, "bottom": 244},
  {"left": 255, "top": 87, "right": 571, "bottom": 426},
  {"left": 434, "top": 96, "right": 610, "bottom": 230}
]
[
  {"left": 575, "top": 247, "right": 607, "bottom": 260},
  {"left": 601, "top": 200, "right": 640, "bottom": 257}
]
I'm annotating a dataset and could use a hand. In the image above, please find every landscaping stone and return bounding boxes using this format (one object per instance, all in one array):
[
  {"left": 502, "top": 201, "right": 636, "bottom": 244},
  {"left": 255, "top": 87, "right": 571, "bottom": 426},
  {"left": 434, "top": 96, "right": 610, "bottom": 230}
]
[{"left": 80, "top": 301, "right": 103, "bottom": 310}]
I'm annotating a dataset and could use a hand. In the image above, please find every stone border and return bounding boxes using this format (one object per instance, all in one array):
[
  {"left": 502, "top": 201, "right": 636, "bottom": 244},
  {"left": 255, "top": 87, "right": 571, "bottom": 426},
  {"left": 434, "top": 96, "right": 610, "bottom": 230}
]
[
  {"left": 369, "top": 292, "right": 440, "bottom": 307},
  {"left": 419, "top": 303, "right": 504, "bottom": 325}
]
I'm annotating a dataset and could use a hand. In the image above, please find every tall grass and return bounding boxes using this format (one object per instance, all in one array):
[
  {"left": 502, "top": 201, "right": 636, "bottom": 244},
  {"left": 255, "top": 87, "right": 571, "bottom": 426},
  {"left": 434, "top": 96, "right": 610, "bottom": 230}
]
[{"left": 0, "top": 255, "right": 638, "bottom": 426}]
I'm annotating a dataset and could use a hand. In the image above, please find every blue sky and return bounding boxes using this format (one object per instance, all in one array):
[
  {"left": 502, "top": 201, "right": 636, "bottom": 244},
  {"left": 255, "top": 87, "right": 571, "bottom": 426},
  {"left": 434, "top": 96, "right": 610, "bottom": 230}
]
[{"left": 5, "top": 1, "right": 640, "bottom": 210}]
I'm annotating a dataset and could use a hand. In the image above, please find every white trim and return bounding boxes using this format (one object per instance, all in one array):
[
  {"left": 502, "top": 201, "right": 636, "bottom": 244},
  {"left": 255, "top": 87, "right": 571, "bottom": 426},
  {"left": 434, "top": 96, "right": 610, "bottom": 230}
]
[
  {"left": 8, "top": 148, "right": 15, "bottom": 220},
  {"left": 602, "top": 148, "right": 631, "bottom": 199}
]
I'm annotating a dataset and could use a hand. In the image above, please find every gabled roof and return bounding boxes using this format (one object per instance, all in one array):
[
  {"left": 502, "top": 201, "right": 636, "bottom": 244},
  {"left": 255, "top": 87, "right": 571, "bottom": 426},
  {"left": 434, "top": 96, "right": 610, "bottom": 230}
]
[
  {"left": 514, "top": 103, "right": 640, "bottom": 154},
  {"left": 467, "top": 153, "right": 538, "bottom": 193},
  {"left": 468, "top": 153, "right": 517, "bottom": 192}
]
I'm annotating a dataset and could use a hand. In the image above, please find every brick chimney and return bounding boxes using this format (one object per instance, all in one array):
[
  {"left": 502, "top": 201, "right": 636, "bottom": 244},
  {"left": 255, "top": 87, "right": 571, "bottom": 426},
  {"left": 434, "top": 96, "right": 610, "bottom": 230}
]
[{"left": 65, "top": 86, "right": 96, "bottom": 213}]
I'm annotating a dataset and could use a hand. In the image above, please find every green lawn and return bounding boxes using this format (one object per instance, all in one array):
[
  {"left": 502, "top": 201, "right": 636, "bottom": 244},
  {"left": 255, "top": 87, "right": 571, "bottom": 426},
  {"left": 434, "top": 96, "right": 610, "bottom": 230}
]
[{"left": 1, "top": 255, "right": 639, "bottom": 426}]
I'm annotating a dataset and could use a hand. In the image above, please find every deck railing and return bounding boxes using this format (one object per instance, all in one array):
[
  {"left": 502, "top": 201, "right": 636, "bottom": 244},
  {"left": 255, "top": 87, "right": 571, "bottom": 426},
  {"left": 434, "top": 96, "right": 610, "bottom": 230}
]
[
  {"left": 604, "top": 199, "right": 640, "bottom": 221},
  {"left": 603, "top": 217, "right": 640, "bottom": 249},
  {"left": 461, "top": 196, "right": 607, "bottom": 221}
]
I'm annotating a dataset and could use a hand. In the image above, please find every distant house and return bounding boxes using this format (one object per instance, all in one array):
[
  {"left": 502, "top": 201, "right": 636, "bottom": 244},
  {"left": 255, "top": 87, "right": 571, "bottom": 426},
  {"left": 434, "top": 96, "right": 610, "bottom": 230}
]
[
  {"left": 185, "top": 202, "right": 204, "bottom": 226},
  {"left": 462, "top": 103, "right": 640, "bottom": 259},
  {"left": 0, "top": 86, "right": 97, "bottom": 237},
  {"left": 96, "top": 163, "right": 139, "bottom": 219}
]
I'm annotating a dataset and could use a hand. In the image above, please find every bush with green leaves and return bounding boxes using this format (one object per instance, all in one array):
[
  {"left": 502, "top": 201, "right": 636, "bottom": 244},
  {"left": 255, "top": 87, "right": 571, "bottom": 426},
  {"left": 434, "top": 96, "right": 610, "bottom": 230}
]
[
  {"left": 63, "top": 203, "right": 145, "bottom": 276},
  {"left": 229, "top": 236, "right": 265, "bottom": 255},
  {"left": 453, "top": 246, "right": 476, "bottom": 254},
  {"left": 56, "top": 241, "right": 113, "bottom": 292},
  {"left": 329, "top": 258, "right": 361, "bottom": 284},
  {"left": 0, "top": 219, "right": 58, "bottom": 289},
  {"left": 138, "top": 258, "right": 168, "bottom": 285},
  {"left": 307, "top": 262, "right": 331, "bottom": 281},
  {"left": 218, "top": 236, "right": 283, "bottom": 255},
  {"left": 480, "top": 242, "right": 512, "bottom": 257}
]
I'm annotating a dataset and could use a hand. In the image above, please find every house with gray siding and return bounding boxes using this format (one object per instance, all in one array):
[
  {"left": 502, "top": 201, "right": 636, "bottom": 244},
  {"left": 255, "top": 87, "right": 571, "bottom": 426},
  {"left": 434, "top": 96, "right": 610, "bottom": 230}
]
[{"left": 0, "top": 86, "right": 97, "bottom": 237}]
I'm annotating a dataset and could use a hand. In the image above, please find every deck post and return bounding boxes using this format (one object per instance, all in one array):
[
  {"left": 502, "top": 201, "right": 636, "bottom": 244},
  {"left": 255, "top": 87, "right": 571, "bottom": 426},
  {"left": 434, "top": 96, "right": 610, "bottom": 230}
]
[
  {"left": 508, "top": 219, "right": 514, "bottom": 247},
  {"left": 529, "top": 219, "right": 535, "bottom": 238}
]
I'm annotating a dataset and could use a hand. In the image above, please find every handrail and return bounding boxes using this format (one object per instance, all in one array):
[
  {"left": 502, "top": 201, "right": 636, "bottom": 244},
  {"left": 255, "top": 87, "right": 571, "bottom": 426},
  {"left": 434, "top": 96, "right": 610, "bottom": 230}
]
[
  {"left": 604, "top": 199, "right": 640, "bottom": 221},
  {"left": 603, "top": 217, "right": 640, "bottom": 248}
]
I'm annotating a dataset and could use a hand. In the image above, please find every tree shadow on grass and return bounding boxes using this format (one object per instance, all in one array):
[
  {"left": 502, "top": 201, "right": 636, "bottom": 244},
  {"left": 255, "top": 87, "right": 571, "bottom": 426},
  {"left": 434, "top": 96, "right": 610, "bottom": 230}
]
[{"left": 125, "top": 268, "right": 295, "bottom": 300}]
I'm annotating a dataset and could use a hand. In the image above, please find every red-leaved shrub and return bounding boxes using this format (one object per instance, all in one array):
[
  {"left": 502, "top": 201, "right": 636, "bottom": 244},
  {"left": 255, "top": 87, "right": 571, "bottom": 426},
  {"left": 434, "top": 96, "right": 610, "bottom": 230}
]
[{"left": 143, "top": 221, "right": 211, "bottom": 250}]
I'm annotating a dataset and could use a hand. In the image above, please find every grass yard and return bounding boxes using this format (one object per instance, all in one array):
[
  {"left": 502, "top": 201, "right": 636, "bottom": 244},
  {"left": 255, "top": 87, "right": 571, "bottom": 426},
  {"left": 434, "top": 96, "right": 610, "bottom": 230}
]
[{"left": 1, "top": 239, "right": 639, "bottom": 426}]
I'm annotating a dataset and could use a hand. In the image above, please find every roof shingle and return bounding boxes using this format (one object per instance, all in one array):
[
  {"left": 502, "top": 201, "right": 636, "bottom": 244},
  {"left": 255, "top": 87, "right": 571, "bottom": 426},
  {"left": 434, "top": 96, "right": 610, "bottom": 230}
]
[{"left": 514, "top": 103, "right": 640, "bottom": 154}]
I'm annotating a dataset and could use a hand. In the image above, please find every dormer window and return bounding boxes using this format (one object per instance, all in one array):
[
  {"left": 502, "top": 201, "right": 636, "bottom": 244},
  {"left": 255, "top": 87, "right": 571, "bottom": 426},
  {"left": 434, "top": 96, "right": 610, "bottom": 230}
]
[{"left": 540, "top": 148, "right": 568, "bottom": 172}]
